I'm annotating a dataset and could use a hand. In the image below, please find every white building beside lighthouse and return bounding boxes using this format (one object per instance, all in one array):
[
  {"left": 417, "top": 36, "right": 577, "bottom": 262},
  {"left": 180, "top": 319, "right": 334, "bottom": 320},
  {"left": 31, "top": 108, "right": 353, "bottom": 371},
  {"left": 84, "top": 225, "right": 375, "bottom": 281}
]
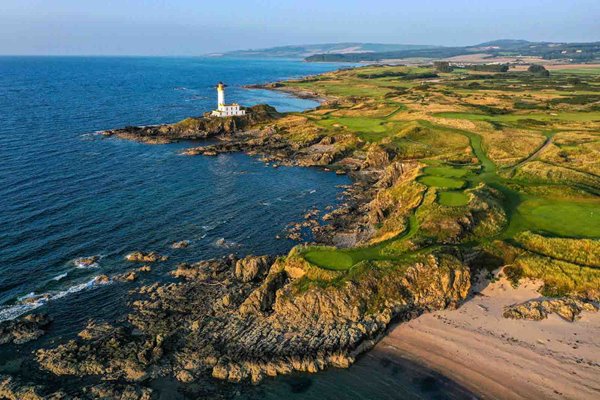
[{"left": 211, "top": 82, "right": 246, "bottom": 117}]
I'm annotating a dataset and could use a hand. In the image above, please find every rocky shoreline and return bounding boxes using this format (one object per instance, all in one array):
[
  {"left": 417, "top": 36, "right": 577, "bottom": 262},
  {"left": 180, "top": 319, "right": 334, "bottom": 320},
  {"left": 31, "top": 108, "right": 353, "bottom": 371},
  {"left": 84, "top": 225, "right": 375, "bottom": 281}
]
[
  {"left": 0, "top": 83, "right": 479, "bottom": 398},
  {"left": 0, "top": 250, "right": 469, "bottom": 399},
  {"left": 101, "top": 104, "right": 282, "bottom": 144}
]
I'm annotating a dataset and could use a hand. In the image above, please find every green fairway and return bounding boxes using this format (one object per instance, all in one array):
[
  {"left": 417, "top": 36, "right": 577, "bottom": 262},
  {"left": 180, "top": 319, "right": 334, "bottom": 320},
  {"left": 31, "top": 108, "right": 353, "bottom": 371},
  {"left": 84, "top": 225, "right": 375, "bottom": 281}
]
[
  {"left": 437, "top": 191, "right": 470, "bottom": 206},
  {"left": 317, "top": 116, "right": 387, "bottom": 133},
  {"left": 301, "top": 215, "right": 420, "bottom": 270},
  {"left": 316, "top": 116, "right": 407, "bottom": 142},
  {"left": 436, "top": 111, "right": 600, "bottom": 123},
  {"left": 508, "top": 198, "right": 600, "bottom": 238},
  {"left": 288, "top": 80, "right": 391, "bottom": 98},
  {"left": 282, "top": 64, "right": 600, "bottom": 298},
  {"left": 552, "top": 67, "right": 600, "bottom": 75},
  {"left": 417, "top": 175, "right": 466, "bottom": 189}
]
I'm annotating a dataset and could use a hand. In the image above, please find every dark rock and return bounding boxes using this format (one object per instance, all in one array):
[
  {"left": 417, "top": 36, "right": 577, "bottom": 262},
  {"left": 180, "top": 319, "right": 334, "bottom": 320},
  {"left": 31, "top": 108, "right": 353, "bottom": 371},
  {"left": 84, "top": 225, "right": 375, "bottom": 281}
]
[
  {"left": 34, "top": 252, "right": 469, "bottom": 385},
  {"left": 0, "top": 314, "right": 52, "bottom": 345},
  {"left": 0, "top": 374, "right": 45, "bottom": 400}
]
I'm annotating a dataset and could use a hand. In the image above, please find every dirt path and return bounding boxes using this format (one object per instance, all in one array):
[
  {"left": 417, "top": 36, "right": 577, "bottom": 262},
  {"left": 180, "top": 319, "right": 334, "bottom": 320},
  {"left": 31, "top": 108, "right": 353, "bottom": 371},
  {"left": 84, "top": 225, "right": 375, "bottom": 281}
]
[{"left": 510, "top": 135, "right": 554, "bottom": 171}]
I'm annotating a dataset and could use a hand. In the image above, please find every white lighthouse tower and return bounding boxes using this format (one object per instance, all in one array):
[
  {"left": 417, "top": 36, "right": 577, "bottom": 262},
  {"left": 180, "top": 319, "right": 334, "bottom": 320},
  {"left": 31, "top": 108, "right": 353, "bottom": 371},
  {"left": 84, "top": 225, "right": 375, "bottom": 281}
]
[{"left": 211, "top": 82, "right": 246, "bottom": 117}]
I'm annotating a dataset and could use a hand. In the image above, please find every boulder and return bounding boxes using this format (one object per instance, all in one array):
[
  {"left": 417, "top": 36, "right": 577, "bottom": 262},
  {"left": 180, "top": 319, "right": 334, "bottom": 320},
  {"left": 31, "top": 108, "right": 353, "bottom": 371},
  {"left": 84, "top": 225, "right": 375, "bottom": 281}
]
[
  {"left": 234, "top": 255, "right": 273, "bottom": 282},
  {"left": 503, "top": 297, "right": 598, "bottom": 322},
  {"left": 171, "top": 240, "right": 190, "bottom": 249},
  {"left": 125, "top": 251, "right": 168, "bottom": 263},
  {"left": 239, "top": 271, "right": 288, "bottom": 315}
]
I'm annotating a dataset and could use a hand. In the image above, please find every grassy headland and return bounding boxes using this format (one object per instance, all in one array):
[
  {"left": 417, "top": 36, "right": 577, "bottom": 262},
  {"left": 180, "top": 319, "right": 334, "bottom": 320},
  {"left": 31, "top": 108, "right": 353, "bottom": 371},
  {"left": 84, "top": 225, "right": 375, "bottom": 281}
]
[{"left": 269, "top": 63, "right": 600, "bottom": 299}]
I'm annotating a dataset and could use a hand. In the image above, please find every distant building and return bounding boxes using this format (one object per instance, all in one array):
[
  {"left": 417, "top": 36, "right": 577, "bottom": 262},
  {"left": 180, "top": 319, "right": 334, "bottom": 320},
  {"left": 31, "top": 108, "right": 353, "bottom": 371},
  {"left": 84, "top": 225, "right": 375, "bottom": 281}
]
[{"left": 211, "top": 82, "right": 246, "bottom": 117}]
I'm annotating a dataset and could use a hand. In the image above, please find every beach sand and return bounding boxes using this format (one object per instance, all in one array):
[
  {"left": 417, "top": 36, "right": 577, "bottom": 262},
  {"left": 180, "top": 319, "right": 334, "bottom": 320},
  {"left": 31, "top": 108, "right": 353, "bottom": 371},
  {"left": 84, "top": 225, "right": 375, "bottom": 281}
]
[{"left": 372, "top": 276, "right": 600, "bottom": 399}]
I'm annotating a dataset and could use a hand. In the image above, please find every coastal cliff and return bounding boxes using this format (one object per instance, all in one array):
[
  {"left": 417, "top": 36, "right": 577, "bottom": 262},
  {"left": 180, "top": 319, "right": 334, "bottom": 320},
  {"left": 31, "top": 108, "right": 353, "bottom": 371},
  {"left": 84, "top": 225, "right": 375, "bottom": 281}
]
[{"left": 34, "top": 253, "right": 469, "bottom": 390}]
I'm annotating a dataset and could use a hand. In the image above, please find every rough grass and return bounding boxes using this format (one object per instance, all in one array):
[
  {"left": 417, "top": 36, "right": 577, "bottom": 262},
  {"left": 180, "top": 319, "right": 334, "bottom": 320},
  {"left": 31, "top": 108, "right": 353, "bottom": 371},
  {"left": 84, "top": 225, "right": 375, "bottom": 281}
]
[
  {"left": 515, "top": 231, "right": 600, "bottom": 267},
  {"left": 436, "top": 111, "right": 600, "bottom": 123},
  {"left": 513, "top": 161, "right": 600, "bottom": 190},
  {"left": 513, "top": 254, "right": 600, "bottom": 299}
]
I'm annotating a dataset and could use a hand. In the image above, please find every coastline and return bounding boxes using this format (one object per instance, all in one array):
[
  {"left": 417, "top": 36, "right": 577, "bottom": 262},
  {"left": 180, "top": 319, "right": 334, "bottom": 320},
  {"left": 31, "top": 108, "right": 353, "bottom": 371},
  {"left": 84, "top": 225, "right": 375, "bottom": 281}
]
[
  {"left": 252, "top": 74, "right": 600, "bottom": 399},
  {"left": 372, "top": 275, "right": 600, "bottom": 400},
  {"left": 2, "top": 59, "right": 599, "bottom": 399}
]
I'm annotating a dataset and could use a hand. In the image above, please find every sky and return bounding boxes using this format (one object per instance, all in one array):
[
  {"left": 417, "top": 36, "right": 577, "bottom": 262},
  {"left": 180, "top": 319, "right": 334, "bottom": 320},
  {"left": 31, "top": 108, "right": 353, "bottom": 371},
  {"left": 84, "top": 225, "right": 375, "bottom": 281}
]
[{"left": 1, "top": 0, "right": 598, "bottom": 55}]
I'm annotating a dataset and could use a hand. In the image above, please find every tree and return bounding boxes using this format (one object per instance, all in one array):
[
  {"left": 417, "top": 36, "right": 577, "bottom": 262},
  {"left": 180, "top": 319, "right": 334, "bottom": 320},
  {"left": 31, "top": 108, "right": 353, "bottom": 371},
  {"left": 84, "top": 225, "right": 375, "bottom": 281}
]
[{"left": 528, "top": 64, "right": 550, "bottom": 77}]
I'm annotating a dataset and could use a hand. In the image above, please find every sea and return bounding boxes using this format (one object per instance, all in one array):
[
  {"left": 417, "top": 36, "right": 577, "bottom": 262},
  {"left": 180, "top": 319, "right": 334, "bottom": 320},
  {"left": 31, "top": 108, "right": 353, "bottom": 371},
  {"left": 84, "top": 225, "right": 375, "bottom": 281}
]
[{"left": 0, "top": 56, "right": 474, "bottom": 399}]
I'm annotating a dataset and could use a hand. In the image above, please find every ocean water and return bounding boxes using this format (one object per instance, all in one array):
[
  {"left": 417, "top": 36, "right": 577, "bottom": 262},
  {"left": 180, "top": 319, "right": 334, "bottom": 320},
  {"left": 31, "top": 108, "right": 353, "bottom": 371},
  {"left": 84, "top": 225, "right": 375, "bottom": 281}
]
[
  {"left": 0, "top": 56, "right": 349, "bottom": 324},
  {"left": 0, "top": 57, "right": 473, "bottom": 399}
]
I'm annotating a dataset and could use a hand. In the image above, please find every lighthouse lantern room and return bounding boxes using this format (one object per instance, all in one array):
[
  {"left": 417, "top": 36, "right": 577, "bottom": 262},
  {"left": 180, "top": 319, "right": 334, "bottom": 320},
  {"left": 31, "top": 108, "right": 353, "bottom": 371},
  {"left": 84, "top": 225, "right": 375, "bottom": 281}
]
[{"left": 211, "top": 82, "right": 246, "bottom": 117}]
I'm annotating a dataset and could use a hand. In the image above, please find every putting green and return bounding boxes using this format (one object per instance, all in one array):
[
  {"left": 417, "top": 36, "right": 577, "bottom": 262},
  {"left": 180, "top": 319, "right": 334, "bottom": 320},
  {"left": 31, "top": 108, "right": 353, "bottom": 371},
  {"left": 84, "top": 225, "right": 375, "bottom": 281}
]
[
  {"left": 510, "top": 199, "right": 600, "bottom": 238},
  {"left": 418, "top": 175, "right": 466, "bottom": 189},
  {"left": 437, "top": 191, "right": 470, "bottom": 207},
  {"left": 423, "top": 166, "right": 469, "bottom": 178},
  {"left": 303, "top": 250, "right": 354, "bottom": 270}
]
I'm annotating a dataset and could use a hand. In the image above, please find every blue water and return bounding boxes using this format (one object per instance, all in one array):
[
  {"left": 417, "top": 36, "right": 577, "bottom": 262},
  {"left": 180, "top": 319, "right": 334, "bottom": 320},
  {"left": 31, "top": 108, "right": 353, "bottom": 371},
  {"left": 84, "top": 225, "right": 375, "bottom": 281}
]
[
  {"left": 0, "top": 56, "right": 350, "bottom": 324},
  {"left": 0, "top": 57, "right": 474, "bottom": 399}
]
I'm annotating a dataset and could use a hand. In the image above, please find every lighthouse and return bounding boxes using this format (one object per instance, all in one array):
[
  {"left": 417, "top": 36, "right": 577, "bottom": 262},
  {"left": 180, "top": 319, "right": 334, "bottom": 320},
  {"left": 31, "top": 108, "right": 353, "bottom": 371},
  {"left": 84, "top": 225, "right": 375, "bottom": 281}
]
[
  {"left": 217, "top": 82, "right": 225, "bottom": 106},
  {"left": 211, "top": 82, "right": 246, "bottom": 117}
]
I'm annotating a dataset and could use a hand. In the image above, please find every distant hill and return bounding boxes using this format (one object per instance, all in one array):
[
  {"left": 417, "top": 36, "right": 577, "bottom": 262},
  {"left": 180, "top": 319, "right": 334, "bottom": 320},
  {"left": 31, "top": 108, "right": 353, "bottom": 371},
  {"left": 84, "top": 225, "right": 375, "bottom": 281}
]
[
  {"left": 218, "top": 43, "right": 438, "bottom": 58},
  {"left": 475, "top": 39, "right": 532, "bottom": 48},
  {"left": 304, "top": 40, "right": 600, "bottom": 63}
]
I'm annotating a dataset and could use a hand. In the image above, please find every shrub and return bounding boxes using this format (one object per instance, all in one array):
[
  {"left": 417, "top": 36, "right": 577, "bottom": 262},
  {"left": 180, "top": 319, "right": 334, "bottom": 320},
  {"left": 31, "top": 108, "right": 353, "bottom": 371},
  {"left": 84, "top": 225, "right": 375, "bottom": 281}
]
[{"left": 527, "top": 64, "right": 550, "bottom": 77}]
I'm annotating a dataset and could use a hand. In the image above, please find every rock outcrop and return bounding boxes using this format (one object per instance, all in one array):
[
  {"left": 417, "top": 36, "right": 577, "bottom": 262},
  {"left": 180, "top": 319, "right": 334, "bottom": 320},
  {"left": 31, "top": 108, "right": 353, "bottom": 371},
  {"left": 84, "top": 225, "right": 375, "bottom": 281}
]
[
  {"left": 0, "top": 314, "right": 52, "bottom": 345},
  {"left": 102, "top": 104, "right": 280, "bottom": 144},
  {"left": 503, "top": 297, "right": 599, "bottom": 322},
  {"left": 35, "top": 252, "right": 470, "bottom": 386},
  {"left": 234, "top": 255, "right": 273, "bottom": 282},
  {"left": 0, "top": 373, "right": 152, "bottom": 400},
  {"left": 0, "top": 374, "right": 45, "bottom": 400},
  {"left": 125, "top": 251, "right": 168, "bottom": 263},
  {"left": 171, "top": 240, "right": 190, "bottom": 249}
]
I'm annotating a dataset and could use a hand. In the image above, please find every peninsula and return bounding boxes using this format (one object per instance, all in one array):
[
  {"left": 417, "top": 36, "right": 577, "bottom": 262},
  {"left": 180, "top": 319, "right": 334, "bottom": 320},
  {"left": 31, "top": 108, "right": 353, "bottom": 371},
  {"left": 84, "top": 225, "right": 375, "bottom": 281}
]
[{"left": 2, "top": 62, "right": 599, "bottom": 399}]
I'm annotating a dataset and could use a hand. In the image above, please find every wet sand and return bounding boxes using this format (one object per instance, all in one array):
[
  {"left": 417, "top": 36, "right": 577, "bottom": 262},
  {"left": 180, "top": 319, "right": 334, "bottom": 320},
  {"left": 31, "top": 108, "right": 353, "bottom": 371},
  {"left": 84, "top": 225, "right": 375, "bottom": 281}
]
[{"left": 372, "top": 276, "right": 600, "bottom": 399}]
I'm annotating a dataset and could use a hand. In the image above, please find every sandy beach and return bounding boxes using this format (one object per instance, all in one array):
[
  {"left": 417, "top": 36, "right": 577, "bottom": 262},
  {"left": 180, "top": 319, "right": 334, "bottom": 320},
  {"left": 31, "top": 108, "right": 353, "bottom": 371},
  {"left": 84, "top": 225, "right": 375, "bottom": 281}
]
[{"left": 373, "top": 275, "right": 600, "bottom": 399}]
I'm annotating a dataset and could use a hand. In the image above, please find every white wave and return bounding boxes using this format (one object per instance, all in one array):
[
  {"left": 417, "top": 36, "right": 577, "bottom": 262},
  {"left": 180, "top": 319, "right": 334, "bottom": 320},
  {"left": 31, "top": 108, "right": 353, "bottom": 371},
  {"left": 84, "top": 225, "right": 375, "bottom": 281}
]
[
  {"left": 17, "top": 292, "right": 37, "bottom": 302},
  {"left": 214, "top": 238, "right": 241, "bottom": 249},
  {"left": 72, "top": 255, "right": 102, "bottom": 269},
  {"left": 80, "top": 131, "right": 106, "bottom": 141},
  {"left": 0, "top": 276, "right": 111, "bottom": 323},
  {"left": 52, "top": 272, "right": 68, "bottom": 281}
]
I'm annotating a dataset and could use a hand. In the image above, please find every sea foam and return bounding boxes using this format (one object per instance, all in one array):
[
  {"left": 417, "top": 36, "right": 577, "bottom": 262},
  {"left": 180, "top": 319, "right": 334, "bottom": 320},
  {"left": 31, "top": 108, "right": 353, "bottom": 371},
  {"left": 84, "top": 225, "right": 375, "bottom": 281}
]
[{"left": 0, "top": 277, "right": 111, "bottom": 322}]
